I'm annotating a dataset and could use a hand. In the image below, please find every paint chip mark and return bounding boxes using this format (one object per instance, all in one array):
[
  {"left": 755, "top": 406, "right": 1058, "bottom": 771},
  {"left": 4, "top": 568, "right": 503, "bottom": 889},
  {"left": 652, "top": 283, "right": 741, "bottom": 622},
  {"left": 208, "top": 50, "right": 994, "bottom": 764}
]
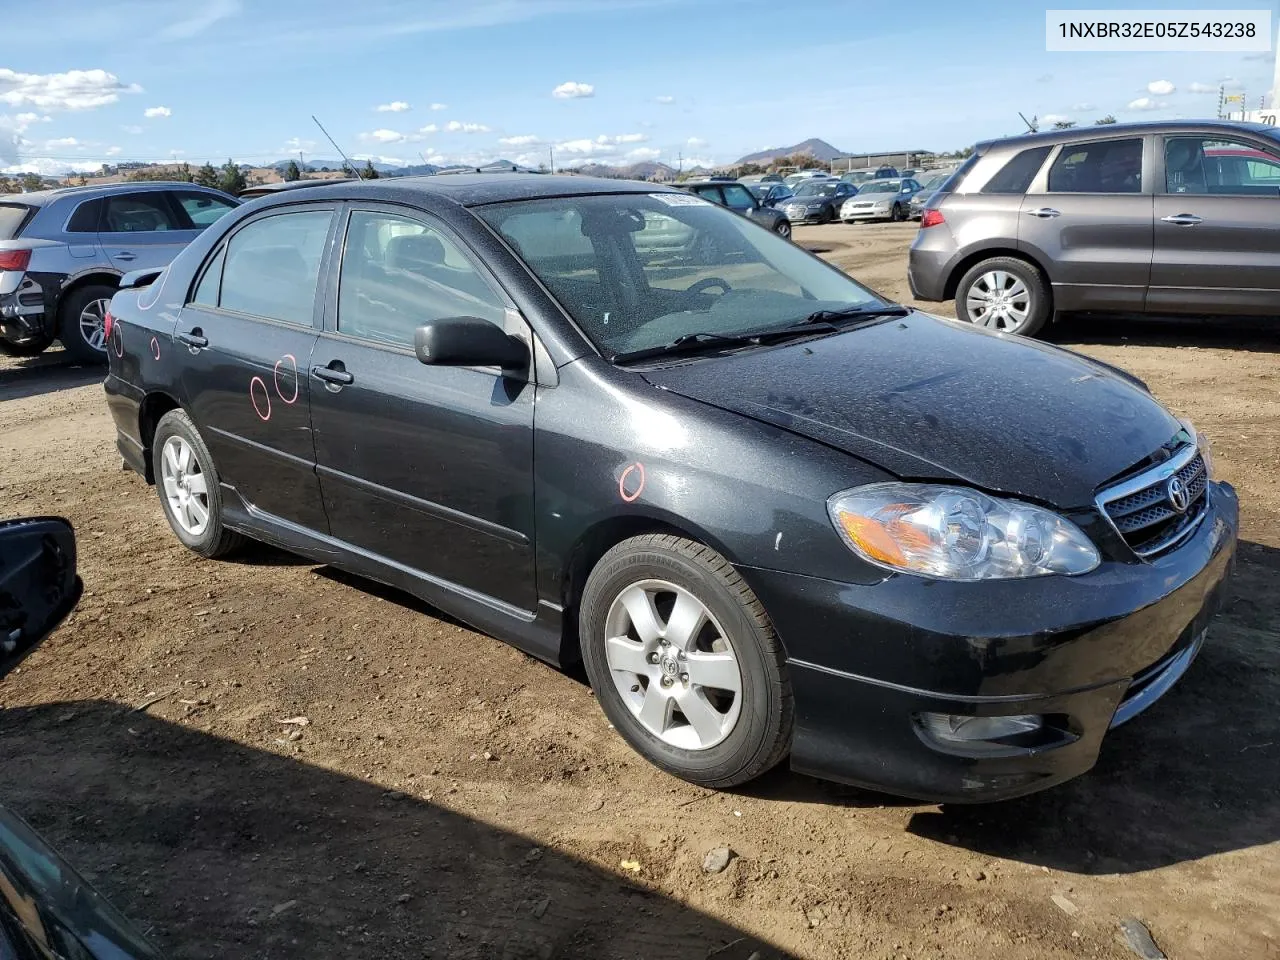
[
  {"left": 618, "top": 462, "right": 646, "bottom": 503},
  {"left": 150, "top": 336, "right": 160, "bottom": 360},
  {"left": 774, "top": 532, "right": 782, "bottom": 551},
  {"left": 249, "top": 376, "right": 272, "bottom": 422},
  {"left": 274, "top": 353, "right": 299, "bottom": 403}
]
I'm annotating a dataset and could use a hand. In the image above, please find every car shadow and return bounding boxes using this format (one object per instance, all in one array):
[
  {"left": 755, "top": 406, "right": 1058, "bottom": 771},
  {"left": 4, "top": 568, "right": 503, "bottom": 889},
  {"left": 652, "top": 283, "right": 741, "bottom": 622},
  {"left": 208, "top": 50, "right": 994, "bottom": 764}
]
[
  {"left": 0, "top": 698, "right": 788, "bottom": 960},
  {"left": 0, "top": 352, "right": 104, "bottom": 402},
  {"left": 906, "top": 539, "right": 1280, "bottom": 874},
  {"left": 1048, "top": 313, "right": 1280, "bottom": 355}
]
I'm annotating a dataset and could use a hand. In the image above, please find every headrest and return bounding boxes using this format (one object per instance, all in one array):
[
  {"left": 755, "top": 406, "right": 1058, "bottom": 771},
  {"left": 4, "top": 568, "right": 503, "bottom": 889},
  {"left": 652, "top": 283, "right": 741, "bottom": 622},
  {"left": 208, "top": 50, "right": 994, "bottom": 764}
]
[{"left": 387, "top": 233, "right": 446, "bottom": 269}]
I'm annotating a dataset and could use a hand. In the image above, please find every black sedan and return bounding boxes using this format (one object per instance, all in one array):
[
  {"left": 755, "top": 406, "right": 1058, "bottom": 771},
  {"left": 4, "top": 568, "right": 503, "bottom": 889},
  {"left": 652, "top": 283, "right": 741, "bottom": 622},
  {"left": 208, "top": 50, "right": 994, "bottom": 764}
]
[
  {"left": 746, "top": 182, "right": 794, "bottom": 208},
  {"left": 674, "top": 179, "right": 791, "bottom": 238},
  {"left": 103, "top": 175, "right": 1237, "bottom": 802},
  {"left": 778, "top": 178, "right": 858, "bottom": 224}
]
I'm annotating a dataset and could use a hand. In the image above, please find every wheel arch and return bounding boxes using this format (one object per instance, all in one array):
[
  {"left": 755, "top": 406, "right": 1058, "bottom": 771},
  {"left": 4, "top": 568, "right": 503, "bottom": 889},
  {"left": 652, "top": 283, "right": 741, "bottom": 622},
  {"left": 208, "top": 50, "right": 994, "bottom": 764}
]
[
  {"left": 943, "top": 247, "right": 1051, "bottom": 302},
  {"left": 56, "top": 269, "right": 123, "bottom": 318},
  {"left": 137, "top": 390, "right": 184, "bottom": 484}
]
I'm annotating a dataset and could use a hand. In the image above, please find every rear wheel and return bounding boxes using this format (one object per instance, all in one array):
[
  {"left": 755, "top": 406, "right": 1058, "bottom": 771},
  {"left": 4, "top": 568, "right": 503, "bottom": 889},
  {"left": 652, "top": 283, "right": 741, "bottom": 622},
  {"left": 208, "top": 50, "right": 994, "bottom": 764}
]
[
  {"left": 773, "top": 220, "right": 792, "bottom": 240},
  {"left": 955, "top": 256, "right": 1050, "bottom": 337},
  {"left": 151, "top": 409, "right": 246, "bottom": 559},
  {"left": 579, "top": 534, "right": 793, "bottom": 789},
  {"left": 58, "top": 283, "right": 116, "bottom": 365},
  {"left": 0, "top": 330, "right": 55, "bottom": 357}
]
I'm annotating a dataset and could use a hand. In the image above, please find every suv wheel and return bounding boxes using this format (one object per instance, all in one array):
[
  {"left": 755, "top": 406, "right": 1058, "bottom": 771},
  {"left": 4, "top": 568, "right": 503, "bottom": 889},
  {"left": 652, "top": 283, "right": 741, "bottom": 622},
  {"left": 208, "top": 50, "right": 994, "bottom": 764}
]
[
  {"left": 955, "top": 257, "right": 1050, "bottom": 337},
  {"left": 0, "top": 329, "right": 56, "bottom": 357},
  {"left": 151, "top": 409, "right": 246, "bottom": 559},
  {"left": 58, "top": 283, "right": 116, "bottom": 365},
  {"left": 579, "top": 534, "right": 793, "bottom": 789}
]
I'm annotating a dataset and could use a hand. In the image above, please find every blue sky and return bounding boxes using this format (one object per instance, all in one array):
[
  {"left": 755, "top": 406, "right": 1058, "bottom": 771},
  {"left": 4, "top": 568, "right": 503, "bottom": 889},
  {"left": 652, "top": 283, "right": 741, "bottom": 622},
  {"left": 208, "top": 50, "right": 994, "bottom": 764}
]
[{"left": 2, "top": 0, "right": 1277, "bottom": 175}]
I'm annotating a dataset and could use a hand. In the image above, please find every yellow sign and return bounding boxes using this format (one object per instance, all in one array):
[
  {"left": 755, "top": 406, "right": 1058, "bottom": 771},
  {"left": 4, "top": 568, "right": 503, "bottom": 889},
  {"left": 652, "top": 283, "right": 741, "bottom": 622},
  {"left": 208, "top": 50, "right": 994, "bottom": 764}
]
[{"left": 1223, "top": 94, "right": 1245, "bottom": 104}]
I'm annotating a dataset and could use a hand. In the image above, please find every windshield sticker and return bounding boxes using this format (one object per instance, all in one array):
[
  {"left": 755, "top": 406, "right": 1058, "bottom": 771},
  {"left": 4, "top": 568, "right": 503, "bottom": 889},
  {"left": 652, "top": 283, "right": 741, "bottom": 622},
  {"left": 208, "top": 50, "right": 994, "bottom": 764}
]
[{"left": 650, "top": 193, "right": 710, "bottom": 207}]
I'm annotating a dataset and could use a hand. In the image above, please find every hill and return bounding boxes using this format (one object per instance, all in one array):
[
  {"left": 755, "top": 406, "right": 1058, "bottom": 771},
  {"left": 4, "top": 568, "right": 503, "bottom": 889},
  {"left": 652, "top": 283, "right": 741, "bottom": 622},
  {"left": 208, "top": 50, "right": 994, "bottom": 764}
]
[{"left": 734, "top": 138, "right": 847, "bottom": 165}]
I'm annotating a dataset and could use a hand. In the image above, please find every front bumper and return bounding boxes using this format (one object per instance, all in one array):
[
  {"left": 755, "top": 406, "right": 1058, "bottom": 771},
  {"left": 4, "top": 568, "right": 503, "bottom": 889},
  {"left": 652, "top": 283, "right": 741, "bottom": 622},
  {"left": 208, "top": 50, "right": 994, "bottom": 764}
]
[
  {"left": 842, "top": 206, "right": 893, "bottom": 221},
  {"left": 781, "top": 208, "right": 830, "bottom": 224},
  {"left": 745, "top": 482, "right": 1239, "bottom": 802}
]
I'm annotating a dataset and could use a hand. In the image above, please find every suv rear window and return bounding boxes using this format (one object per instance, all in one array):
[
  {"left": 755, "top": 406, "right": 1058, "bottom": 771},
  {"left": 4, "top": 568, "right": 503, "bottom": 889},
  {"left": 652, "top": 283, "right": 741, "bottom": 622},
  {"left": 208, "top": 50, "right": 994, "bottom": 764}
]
[
  {"left": 0, "top": 203, "right": 33, "bottom": 241},
  {"left": 935, "top": 152, "right": 980, "bottom": 193},
  {"left": 981, "top": 146, "right": 1052, "bottom": 194},
  {"left": 67, "top": 198, "right": 104, "bottom": 233}
]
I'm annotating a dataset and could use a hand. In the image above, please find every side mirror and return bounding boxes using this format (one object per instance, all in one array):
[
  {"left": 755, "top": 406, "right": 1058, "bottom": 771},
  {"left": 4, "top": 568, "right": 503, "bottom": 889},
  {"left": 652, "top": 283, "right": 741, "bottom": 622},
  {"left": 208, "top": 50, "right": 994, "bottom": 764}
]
[
  {"left": 1, "top": 517, "right": 81, "bottom": 664},
  {"left": 414, "top": 316, "right": 529, "bottom": 369}
]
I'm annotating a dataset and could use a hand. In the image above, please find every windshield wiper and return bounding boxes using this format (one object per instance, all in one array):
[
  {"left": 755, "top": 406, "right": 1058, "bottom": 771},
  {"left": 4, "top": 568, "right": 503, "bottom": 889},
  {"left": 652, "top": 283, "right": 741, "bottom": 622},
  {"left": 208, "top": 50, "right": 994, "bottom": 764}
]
[
  {"left": 796, "top": 303, "right": 911, "bottom": 325},
  {"left": 611, "top": 323, "right": 838, "bottom": 365}
]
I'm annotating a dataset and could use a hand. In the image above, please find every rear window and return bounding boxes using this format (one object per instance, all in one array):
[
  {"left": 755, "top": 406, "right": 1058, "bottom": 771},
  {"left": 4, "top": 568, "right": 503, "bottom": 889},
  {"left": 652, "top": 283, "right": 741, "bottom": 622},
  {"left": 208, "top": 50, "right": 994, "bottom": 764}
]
[
  {"left": 67, "top": 198, "right": 104, "bottom": 233},
  {"left": 981, "top": 146, "right": 1052, "bottom": 194},
  {"left": 936, "top": 153, "right": 980, "bottom": 193},
  {"left": 0, "top": 203, "right": 33, "bottom": 241}
]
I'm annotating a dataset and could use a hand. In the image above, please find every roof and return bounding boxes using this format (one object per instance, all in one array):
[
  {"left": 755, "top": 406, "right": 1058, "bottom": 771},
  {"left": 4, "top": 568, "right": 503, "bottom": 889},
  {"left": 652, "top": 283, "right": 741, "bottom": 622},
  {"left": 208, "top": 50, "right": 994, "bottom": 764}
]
[
  {"left": 975, "top": 119, "right": 1280, "bottom": 152},
  {"left": 1, "top": 180, "right": 228, "bottom": 207},
  {"left": 253, "top": 173, "right": 672, "bottom": 208},
  {"left": 239, "top": 178, "right": 354, "bottom": 197}
]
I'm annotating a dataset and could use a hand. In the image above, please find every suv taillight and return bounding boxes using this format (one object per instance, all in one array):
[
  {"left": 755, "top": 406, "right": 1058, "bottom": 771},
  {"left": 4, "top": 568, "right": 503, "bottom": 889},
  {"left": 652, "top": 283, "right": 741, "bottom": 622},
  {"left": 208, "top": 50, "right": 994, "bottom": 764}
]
[
  {"left": 0, "top": 249, "right": 31, "bottom": 271},
  {"left": 103, "top": 310, "right": 114, "bottom": 341},
  {"left": 919, "top": 210, "right": 945, "bottom": 229}
]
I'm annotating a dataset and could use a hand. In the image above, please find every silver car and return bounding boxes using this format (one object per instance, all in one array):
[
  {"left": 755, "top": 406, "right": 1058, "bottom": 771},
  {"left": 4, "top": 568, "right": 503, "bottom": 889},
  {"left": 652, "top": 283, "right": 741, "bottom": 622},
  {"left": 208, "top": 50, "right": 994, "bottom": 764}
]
[
  {"left": 839, "top": 178, "right": 924, "bottom": 222},
  {"left": 0, "top": 181, "right": 238, "bottom": 362},
  {"left": 908, "top": 171, "right": 958, "bottom": 220}
]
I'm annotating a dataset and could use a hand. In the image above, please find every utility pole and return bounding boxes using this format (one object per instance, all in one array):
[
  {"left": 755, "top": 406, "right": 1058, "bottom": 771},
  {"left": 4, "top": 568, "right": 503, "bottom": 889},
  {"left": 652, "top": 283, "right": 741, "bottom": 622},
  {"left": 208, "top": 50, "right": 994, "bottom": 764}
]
[
  {"left": 677, "top": 150, "right": 683, "bottom": 174},
  {"left": 548, "top": 144, "right": 555, "bottom": 174}
]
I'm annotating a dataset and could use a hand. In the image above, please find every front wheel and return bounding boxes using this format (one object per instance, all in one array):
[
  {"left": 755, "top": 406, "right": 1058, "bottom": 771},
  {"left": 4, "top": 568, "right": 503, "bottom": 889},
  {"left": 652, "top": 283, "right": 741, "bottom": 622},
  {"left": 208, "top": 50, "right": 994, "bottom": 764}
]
[
  {"left": 151, "top": 409, "right": 246, "bottom": 559},
  {"left": 890, "top": 203, "right": 905, "bottom": 222},
  {"left": 579, "top": 535, "right": 793, "bottom": 789},
  {"left": 58, "top": 283, "right": 116, "bottom": 365},
  {"left": 0, "top": 329, "right": 56, "bottom": 357},
  {"left": 773, "top": 220, "right": 792, "bottom": 240},
  {"left": 954, "top": 256, "right": 1050, "bottom": 337}
]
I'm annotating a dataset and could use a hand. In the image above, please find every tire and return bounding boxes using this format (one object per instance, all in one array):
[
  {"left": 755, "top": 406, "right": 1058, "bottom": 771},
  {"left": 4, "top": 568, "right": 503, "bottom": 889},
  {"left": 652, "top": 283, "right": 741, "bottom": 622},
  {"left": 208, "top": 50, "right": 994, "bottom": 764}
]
[
  {"left": 0, "top": 330, "right": 55, "bottom": 357},
  {"left": 954, "top": 256, "right": 1051, "bottom": 337},
  {"left": 773, "top": 220, "right": 792, "bottom": 240},
  {"left": 150, "top": 409, "right": 246, "bottom": 559},
  {"left": 890, "top": 203, "right": 905, "bottom": 222},
  {"left": 579, "top": 534, "right": 793, "bottom": 789},
  {"left": 58, "top": 283, "right": 116, "bottom": 365}
]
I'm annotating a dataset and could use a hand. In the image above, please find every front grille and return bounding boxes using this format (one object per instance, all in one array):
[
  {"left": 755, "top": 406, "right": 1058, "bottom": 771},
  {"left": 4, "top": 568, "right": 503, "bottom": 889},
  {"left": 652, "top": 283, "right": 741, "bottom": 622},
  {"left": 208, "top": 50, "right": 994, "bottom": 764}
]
[{"left": 1096, "top": 445, "right": 1208, "bottom": 558}]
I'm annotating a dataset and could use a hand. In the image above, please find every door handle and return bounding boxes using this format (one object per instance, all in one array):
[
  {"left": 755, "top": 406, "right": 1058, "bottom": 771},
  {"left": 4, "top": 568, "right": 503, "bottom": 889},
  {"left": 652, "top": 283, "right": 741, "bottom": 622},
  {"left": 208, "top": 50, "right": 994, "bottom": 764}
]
[
  {"left": 176, "top": 330, "right": 208, "bottom": 349},
  {"left": 114, "top": 252, "right": 137, "bottom": 261},
  {"left": 311, "top": 364, "right": 354, "bottom": 386},
  {"left": 1160, "top": 213, "right": 1202, "bottom": 226},
  {"left": 1026, "top": 207, "right": 1061, "bottom": 218}
]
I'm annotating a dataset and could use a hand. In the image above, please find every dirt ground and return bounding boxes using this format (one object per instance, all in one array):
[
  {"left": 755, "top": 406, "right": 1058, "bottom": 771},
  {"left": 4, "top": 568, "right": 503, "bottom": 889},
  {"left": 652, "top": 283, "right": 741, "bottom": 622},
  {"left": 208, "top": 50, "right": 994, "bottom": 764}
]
[{"left": 1, "top": 222, "right": 1277, "bottom": 960}]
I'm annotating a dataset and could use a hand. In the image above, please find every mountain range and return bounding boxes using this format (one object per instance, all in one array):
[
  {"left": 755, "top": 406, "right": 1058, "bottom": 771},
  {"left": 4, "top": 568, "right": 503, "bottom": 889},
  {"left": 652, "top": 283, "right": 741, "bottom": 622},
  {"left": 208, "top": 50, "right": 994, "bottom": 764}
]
[{"left": 733, "top": 138, "right": 848, "bottom": 165}]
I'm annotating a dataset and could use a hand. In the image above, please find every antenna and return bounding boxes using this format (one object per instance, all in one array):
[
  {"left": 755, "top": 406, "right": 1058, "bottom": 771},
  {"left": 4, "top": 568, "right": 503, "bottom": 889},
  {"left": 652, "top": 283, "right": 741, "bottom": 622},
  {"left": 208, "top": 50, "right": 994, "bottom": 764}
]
[
  {"left": 1018, "top": 112, "right": 1038, "bottom": 133},
  {"left": 312, "top": 115, "right": 363, "bottom": 180}
]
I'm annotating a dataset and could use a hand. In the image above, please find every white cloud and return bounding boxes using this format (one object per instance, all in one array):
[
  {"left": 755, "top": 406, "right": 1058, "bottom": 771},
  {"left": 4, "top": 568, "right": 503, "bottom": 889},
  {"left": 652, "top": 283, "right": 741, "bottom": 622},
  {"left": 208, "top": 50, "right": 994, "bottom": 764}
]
[
  {"left": 654, "top": 95, "right": 675, "bottom": 105},
  {"left": 44, "top": 137, "right": 80, "bottom": 148},
  {"left": 557, "top": 138, "right": 613, "bottom": 155},
  {"left": 687, "top": 136, "right": 708, "bottom": 148},
  {"left": 1219, "top": 76, "right": 1243, "bottom": 90},
  {"left": 1036, "top": 73, "right": 1053, "bottom": 83},
  {"left": 429, "top": 102, "right": 448, "bottom": 111},
  {"left": 2, "top": 157, "right": 79, "bottom": 176},
  {"left": 445, "top": 120, "right": 490, "bottom": 133},
  {"left": 144, "top": 106, "right": 172, "bottom": 118},
  {"left": 1188, "top": 82, "right": 1217, "bottom": 94},
  {"left": 281, "top": 137, "right": 318, "bottom": 154},
  {"left": 1147, "top": 79, "right": 1175, "bottom": 96},
  {"left": 0, "top": 68, "right": 142, "bottom": 111},
  {"left": 500, "top": 134, "right": 541, "bottom": 146},
  {"left": 158, "top": 0, "right": 241, "bottom": 39},
  {"left": 419, "top": 123, "right": 438, "bottom": 134},
  {"left": 1040, "top": 113, "right": 1072, "bottom": 125},
  {"left": 360, "top": 128, "right": 406, "bottom": 143},
  {"left": 121, "top": 124, "right": 143, "bottom": 134},
  {"left": 1072, "top": 102, "right": 1095, "bottom": 111},
  {"left": 596, "top": 133, "right": 646, "bottom": 144},
  {"left": 14, "top": 112, "right": 49, "bottom": 124},
  {"left": 376, "top": 101, "right": 411, "bottom": 112},
  {"left": 105, "top": 145, "right": 122, "bottom": 156},
  {"left": 1127, "top": 97, "right": 1165, "bottom": 111},
  {"left": 626, "top": 146, "right": 661, "bottom": 161},
  {"left": 552, "top": 81, "right": 594, "bottom": 99}
]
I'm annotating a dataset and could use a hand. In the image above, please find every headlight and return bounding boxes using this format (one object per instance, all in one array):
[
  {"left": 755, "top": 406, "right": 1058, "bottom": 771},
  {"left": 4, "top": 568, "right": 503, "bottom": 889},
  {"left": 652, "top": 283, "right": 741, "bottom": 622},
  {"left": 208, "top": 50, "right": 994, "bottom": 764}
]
[
  {"left": 827, "top": 482, "right": 1100, "bottom": 580},
  {"left": 874, "top": 199, "right": 891, "bottom": 208},
  {"left": 1180, "top": 418, "right": 1213, "bottom": 478}
]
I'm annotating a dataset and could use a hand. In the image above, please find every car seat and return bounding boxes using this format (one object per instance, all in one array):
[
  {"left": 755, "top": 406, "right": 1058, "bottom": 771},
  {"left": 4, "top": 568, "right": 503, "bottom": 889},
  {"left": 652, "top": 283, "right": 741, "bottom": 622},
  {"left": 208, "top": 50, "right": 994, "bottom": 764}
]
[{"left": 1165, "top": 139, "right": 1207, "bottom": 194}]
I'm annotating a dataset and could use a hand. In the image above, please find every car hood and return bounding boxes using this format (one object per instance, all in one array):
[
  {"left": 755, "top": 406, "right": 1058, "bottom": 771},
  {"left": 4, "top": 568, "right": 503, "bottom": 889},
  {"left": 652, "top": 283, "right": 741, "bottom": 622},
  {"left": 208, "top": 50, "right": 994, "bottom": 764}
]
[{"left": 641, "top": 312, "right": 1180, "bottom": 508}]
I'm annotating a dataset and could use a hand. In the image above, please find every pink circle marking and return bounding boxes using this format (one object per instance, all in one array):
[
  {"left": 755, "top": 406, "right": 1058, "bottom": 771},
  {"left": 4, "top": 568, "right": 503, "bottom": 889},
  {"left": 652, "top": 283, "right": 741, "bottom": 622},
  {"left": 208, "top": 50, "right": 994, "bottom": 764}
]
[
  {"left": 112, "top": 326, "right": 124, "bottom": 358},
  {"left": 150, "top": 336, "right": 160, "bottom": 360},
  {"left": 273, "top": 353, "right": 299, "bottom": 404},
  {"left": 249, "top": 376, "right": 272, "bottom": 422},
  {"left": 618, "top": 462, "right": 646, "bottom": 503}
]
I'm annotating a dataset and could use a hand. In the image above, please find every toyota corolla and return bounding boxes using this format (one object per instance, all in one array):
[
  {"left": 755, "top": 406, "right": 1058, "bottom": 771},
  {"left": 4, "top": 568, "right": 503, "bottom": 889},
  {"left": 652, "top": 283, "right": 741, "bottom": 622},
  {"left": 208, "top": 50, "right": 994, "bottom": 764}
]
[{"left": 102, "top": 175, "right": 1237, "bottom": 802}]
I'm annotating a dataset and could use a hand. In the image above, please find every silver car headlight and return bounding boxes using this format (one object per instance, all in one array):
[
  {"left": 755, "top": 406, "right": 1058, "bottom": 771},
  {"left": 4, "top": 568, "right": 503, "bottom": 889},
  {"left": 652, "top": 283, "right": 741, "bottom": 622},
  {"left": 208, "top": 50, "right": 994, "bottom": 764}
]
[
  {"left": 827, "top": 482, "right": 1100, "bottom": 580},
  {"left": 874, "top": 199, "right": 891, "bottom": 208}
]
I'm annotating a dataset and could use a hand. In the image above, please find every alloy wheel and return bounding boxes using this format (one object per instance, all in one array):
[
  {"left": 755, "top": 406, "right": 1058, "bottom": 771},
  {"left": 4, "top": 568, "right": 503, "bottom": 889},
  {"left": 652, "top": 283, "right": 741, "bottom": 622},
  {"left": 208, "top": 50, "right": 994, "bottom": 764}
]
[
  {"left": 603, "top": 579, "right": 743, "bottom": 750},
  {"left": 78, "top": 298, "right": 111, "bottom": 352},
  {"left": 160, "top": 435, "right": 211, "bottom": 537},
  {"left": 966, "top": 270, "right": 1032, "bottom": 332}
]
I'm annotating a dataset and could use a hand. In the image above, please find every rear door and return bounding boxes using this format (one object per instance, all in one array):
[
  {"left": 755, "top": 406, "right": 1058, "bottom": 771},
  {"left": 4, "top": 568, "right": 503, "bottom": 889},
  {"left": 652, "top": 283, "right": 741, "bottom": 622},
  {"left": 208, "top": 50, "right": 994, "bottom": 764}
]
[
  {"left": 175, "top": 205, "right": 335, "bottom": 532},
  {"left": 1017, "top": 136, "right": 1153, "bottom": 312},
  {"left": 309, "top": 205, "right": 538, "bottom": 612},
  {"left": 1148, "top": 133, "right": 1280, "bottom": 314},
  {"left": 98, "top": 190, "right": 197, "bottom": 272}
]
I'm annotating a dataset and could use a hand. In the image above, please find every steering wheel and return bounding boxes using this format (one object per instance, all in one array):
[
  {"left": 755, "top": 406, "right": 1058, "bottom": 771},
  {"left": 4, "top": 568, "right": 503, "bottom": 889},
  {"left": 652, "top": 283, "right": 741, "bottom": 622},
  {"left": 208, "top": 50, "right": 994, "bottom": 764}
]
[{"left": 685, "top": 277, "right": 733, "bottom": 298}]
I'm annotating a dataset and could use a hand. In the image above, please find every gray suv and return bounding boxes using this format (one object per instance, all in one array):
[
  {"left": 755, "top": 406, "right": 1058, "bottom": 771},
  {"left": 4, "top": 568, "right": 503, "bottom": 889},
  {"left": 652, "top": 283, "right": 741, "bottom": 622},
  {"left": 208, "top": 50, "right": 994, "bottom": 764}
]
[
  {"left": 0, "top": 182, "right": 238, "bottom": 362},
  {"left": 908, "top": 120, "right": 1280, "bottom": 337}
]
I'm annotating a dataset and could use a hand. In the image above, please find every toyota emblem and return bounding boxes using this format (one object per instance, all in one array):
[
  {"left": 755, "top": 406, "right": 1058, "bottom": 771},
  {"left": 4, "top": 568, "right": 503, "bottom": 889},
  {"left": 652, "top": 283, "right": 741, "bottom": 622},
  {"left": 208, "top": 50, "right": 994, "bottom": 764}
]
[{"left": 1167, "top": 476, "right": 1191, "bottom": 513}]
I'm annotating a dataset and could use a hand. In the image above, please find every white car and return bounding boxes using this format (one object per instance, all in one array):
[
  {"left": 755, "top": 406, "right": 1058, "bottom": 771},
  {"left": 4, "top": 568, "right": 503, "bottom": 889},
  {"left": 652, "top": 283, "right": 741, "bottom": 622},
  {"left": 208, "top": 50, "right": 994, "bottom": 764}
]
[{"left": 840, "top": 178, "right": 924, "bottom": 223}]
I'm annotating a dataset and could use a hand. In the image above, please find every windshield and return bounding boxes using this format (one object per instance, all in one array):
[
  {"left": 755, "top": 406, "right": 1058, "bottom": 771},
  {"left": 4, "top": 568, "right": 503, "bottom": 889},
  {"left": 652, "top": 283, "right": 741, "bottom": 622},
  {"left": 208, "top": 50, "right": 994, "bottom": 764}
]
[
  {"left": 858, "top": 180, "right": 902, "bottom": 194},
  {"left": 478, "top": 192, "right": 884, "bottom": 357},
  {"left": 793, "top": 181, "right": 839, "bottom": 197},
  {"left": 920, "top": 174, "right": 949, "bottom": 191},
  {"left": 0, "top": 204, "right": 33, "bottom": 241}
]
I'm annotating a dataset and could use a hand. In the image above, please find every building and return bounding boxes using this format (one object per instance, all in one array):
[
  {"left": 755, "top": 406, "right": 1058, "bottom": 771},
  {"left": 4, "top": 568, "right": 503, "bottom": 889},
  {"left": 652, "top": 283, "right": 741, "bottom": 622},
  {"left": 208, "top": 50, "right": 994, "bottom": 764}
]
[{"left": 830, "top": 150, "right": 933, "bottom": 172}]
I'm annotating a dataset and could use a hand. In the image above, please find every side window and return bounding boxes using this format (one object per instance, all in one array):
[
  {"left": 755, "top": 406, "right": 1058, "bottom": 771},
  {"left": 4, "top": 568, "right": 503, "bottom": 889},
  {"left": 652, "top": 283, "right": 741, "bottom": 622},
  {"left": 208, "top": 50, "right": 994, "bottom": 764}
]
[
  {"left": 66, "top": 198, "right": 103, "bottom": 233},
  {"left": 337, "top": 211, "right": 506, "bottom": 349},
  {"left": 721, "top": 184, "right": 755, "bottom": 211},
  {"left": 1046, "top": 138, "right": 1142, "bottom": 194},
  {"left": 101, "top": 192, "right": 184, "bottom": 232},
  {"left": 1167, "top": 137, "right": 1280, "bottom": 196},
  {"left": 691, "top": 186, "right": 724, "bottom": 206},
  {"left": 220, "top": 210, "right": 332, "bottom": 325},
  {"left": 173, "top": 191, "right": 238, "bottom": 228},
  {"left": 982, "top": 146, "right": 1052, "bottom": 194},
  {"left": 191, "top": 246, "right": 226, "bottom": 305}
]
